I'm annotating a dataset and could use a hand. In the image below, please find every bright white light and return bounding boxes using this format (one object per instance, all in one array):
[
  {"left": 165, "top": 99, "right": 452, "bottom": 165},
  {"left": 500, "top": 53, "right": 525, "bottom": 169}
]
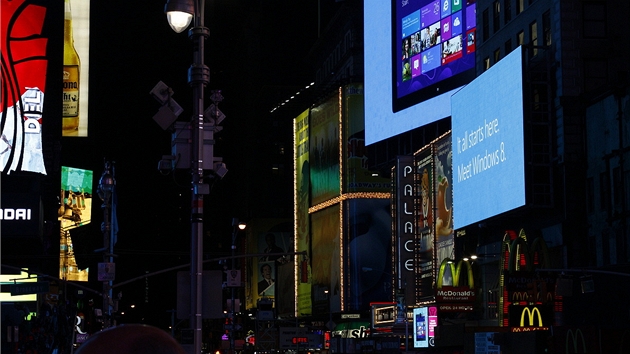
[{"left": 167, "top": 11, "right": 192, "bottom": 33}]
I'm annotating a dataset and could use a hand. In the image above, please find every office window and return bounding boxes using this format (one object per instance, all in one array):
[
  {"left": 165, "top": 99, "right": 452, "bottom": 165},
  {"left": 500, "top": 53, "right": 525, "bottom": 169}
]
[
  {"left": 530, "top": 21, "right": 538, "bottom": 56},
  {"left": 516, "top": 0, "right": 524, "bottom": 14},
  {"left": 493, "top": 1, "right": 500, "bottom": 33},
  {"left": 484, "top": 57, "right": 490, "bottom": 71},
  {"left": 517, "top": 30, "right": 524, "bottom": 45},
  {"left": 583, "top": 2, "right": 606, "bottom": 38},
  {"left": 613, "top": 166, "right": 623, "bottom": 210},
  {"left": 587, "top": 177, "right": 594, "bottom": 214},
  {"left": 600, "top": 171, "right": 610, "bottom": 210},
  {"left": 505, "top": 38, "right": 512, "bottom": 54},
  {"left": 494, "top": 48, "right": 501, "bottom": 63},
  {"left": 584, "top": 59, "right": 608, "bottom": 90},
  {"left": 483, "top": 9, "right": 489, "bottom": 41},
  {"left": 542, "top": 11, "right": 551, "bottom": 46},
  {"left": 504, "top": 0, "right": 512, "bottom": 24}
]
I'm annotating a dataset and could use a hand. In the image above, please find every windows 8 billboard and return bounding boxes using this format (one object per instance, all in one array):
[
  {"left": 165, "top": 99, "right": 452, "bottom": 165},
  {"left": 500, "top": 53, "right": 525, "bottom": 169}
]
[{"left": 393, "top": 0, "right": 476, "bottom": 112}]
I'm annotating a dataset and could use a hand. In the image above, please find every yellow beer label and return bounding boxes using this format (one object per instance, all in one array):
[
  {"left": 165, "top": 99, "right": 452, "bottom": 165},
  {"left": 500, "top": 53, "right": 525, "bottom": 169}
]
[{"left": 63, "top": 65, "right": 79, "bottom": 117}]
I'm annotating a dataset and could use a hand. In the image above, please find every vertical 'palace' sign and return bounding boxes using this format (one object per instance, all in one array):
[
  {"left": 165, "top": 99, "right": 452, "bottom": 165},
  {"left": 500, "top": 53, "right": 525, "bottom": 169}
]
[{"left": 395, "top": 155, "right": 415, "bottom": 304}]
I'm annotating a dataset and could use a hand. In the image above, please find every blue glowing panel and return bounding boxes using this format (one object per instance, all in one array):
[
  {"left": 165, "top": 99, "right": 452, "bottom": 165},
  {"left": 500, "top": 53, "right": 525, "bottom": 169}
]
[{"left": 451, "top": 47, "right": 525, "bottom": 228}]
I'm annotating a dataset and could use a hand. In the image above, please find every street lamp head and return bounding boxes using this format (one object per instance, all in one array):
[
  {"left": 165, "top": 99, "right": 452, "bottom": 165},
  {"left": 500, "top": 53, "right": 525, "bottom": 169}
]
[
  {"left": 238, "top": 223, "right": 246, "bottom": 230},
  {"left": 97, "top": 161, "right": 115, "bottom": 201},
  {"left": 164, "top": 0, "right": 194, "bottom": 33}
]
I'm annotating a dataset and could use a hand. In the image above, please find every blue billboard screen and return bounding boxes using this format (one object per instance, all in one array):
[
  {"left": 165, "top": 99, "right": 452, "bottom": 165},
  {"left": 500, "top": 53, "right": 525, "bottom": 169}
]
[
  {"left": 364, "top": 1, "right": 472, "bottom": 146},
  {"left": 393, "top": 0, "right": 477, "bottom": 113},
  {"left": 451, "top": 47, "right": 525, "bottom": 228}
]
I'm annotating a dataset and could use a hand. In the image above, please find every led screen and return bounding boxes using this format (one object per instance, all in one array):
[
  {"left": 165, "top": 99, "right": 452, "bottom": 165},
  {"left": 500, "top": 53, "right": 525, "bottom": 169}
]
[
  {"left": 364, "top": 1, "right": 466, "bottom": 146},
  {"left": 1, "top": 0, "right": 54, "bottom": 174},
  {"left": 451, "top": 47, "right": 525, "bottom": 228},
  {"left": 413, "top": 307, "right": 429, "bottom": 348},
  {"left": 392, "top": 0, "right": 476, "bottom": 113}
]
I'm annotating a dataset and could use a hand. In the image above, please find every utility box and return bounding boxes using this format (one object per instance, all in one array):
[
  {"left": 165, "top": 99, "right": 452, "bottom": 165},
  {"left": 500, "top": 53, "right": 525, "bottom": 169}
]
[{"left": 171, "top": 122, "right": 218, "bottom": 170}]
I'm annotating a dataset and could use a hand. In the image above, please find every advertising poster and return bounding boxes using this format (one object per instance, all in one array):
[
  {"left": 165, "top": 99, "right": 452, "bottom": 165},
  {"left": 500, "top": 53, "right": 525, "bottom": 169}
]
[
  {"left": 434, "top": 133, "right": 454, "bottom": 265},
  {"left": 452, "top": 47, "right": 525, "bottom": 228},
  {"left": 505, "top": 271, "right": 555, "bottom": 328},
  {"left": 59, "top": 166, "right": 93, "bottom": 231},
  {"left": 343, "top": 84, "right": 390, "bottom": 194},
  {"left": 63, "top": 0, "right": 89, "bottom": 136},
  {"left": 415, "top": 147, "right": 434, "bottom": 299},
  {"left": 294, "top": 109, "right": 312, "bottom": 316},
  {"left": 392, "top": 0, "right": 476, "bottom": 113},
  {"left": 1, "top": 0, "right": 55, "bottom": 174},
  {"left": 311, "top": 204, "right": 341, "bottom": 314},
  {"left": 59, "top": 166, "right": 92, "bottom": 281},
  {"left": 0, "top": 187, "right": 42, "bottom": 238},
  {"left": 413, "top": 307, "right": 429, "bottom": 348},
  {"left": 256, "top": 261, "right": 276, "bottom": 297},
  {"left": 309, "top": 94, "right": 341, "bottom": 206},
  {"left": 364, "top": 1, "right": 461, "bottom": 145},
  {"left": 256, "top": 231, "right": 292, "bottom": 300},
  {"left": 346, "top": 198, "right": 391, "bottom": 310}
]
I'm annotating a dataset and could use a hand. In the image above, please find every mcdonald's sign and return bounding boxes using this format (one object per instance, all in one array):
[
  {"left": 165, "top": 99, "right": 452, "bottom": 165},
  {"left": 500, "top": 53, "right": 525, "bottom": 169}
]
[
  {"left": 520, "top": 307, "right": 543, "bottom": 327},
  {"left": 436, "top": 258, "right": 476, "bottom": 303},
  {"left": 565, "top": 328, "right": 587, "bottom": 353},
  {"left": 508, "top": 305, "right": 550, "bottom": 328}
]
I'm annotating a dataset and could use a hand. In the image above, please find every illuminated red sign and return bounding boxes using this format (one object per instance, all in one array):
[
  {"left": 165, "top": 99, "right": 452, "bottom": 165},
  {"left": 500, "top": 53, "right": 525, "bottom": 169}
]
[{"left": 292, "top": 337, "right": 308, "bottom": 344}]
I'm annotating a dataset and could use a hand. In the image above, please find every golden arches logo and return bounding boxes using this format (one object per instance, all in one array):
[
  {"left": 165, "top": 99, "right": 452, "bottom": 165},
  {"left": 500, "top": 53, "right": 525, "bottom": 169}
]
[
  {"left": 436, "top": 258, "right": 474, "bottom": 289},
  {"left": 565, "top": 328, "right": 586, "bottom": 353},
  {"left": 507, "top": 232, "right": 550, "bottom": 272},
  {"left": 512, "top": 292, "right": 528, "bottom": 302},
  {"left": 519, "top": 307, "right": 543, "bottom": 327}
]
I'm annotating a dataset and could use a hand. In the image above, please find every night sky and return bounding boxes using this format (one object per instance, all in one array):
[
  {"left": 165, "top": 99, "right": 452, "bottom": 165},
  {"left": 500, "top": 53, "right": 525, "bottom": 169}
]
[{"left": 57, "top": 0, "right": 342, "bottom": 326}]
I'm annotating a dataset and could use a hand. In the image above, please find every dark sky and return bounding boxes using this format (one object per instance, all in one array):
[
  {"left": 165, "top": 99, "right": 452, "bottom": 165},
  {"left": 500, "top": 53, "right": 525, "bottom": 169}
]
[{"left": 58, "top": 0, "right": 342, "bottom": 324}]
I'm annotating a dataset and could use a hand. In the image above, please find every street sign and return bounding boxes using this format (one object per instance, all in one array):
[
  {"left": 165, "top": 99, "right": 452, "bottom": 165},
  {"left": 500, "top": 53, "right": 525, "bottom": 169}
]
[
  {"left": 97, "top": 262, "right": 115, "bottom": 281},
  {"left": 224, "top": 324, "right": 242, "bottom": 331},
  {"left": 226, "top": 269, "right": 241, "bottom": 287},
  {"left": 10, "top": 281, "right": 49, "bottom": 296}
]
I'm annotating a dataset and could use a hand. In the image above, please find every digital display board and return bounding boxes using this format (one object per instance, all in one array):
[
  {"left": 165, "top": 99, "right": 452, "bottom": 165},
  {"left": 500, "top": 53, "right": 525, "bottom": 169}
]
[
  {"left": 1, "top": 0, "right": 55, "bottom": 174},
  {"left": 393, "top": 0, "right": 477, "bottom": 113},
  {"left": 413, "top": 307, "right": 429, "bottom": 348},
  {"left": 451, "top": 47, "right": 525, "bottom": 228},
  {"left": 364, "top": 1, "right": 466, "bottom": 146}
]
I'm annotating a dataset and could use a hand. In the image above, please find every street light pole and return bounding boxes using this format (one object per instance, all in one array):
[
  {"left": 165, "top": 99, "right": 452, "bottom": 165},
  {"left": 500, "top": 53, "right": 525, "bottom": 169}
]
[
  {"left": 230, "top": 218, "right": 246, "bottom": 353},
  {"left": 165, "top": 1, "right": 209, "bottom": 353},
  {"left": 97, "top": 161, "right": 116, "bottom": 329}
]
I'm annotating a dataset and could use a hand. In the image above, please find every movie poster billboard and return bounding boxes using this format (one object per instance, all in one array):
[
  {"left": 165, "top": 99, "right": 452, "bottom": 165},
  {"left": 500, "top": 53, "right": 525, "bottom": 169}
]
[
  {"left": 294, "top": 109, "right": 312, "bottom": 316},
  {"left": 415, "top": 146, "right": 434, "bottom": 299},
  {"left": 311, "top": 204, "right": 341, "bottom": 314},
  {"left": 346, "top": 198, "right": 391, "bottom": 310},
  {"left": 309, "top": 94, "right": 341, "bottom": 206},
  {"left": 434, "top": 133, "right": 454, "bottom": 266}
]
